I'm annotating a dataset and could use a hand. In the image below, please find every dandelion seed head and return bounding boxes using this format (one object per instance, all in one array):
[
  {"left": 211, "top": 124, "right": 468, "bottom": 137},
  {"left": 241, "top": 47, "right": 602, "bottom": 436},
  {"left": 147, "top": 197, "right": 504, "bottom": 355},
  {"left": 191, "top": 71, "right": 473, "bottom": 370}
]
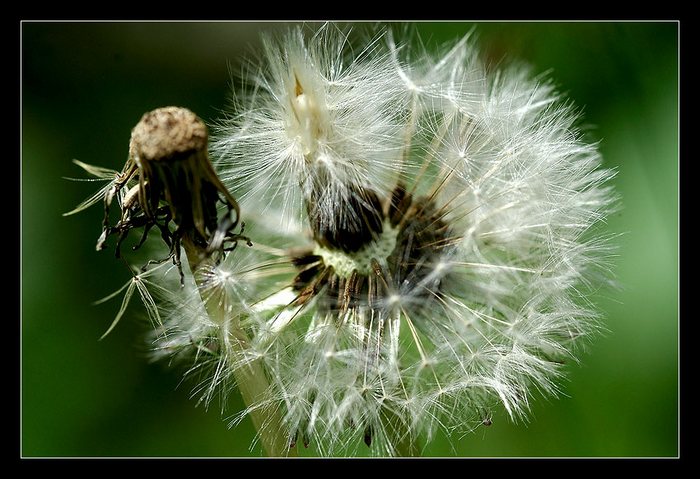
[
  {"left": 206, "top": 25, "right": 617, "bottom": 453},
  {"left": 81, "top": 24, "right": 620, "bottom": 456}
]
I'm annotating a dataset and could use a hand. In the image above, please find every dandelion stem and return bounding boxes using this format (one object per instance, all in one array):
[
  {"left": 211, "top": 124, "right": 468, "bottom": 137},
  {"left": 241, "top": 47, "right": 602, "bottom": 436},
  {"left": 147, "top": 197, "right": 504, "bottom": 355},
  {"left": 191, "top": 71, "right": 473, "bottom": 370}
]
[{"left": 182, "top": 236, "right": 297, "bottom": 457}]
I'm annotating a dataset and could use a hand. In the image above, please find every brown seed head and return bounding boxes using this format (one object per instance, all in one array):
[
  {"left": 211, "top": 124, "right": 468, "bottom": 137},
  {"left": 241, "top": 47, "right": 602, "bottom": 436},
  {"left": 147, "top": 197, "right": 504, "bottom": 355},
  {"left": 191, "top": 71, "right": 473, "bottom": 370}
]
[{"left": 130, "top": 106, "right": 208, "bottom": 163}]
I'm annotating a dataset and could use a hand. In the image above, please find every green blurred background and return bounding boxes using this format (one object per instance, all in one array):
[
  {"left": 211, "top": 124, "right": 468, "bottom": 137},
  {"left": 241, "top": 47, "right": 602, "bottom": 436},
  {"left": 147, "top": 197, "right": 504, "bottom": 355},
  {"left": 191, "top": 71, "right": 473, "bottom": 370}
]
[{"left": 21, "top": 22, "right": 678, "bottom": 457}]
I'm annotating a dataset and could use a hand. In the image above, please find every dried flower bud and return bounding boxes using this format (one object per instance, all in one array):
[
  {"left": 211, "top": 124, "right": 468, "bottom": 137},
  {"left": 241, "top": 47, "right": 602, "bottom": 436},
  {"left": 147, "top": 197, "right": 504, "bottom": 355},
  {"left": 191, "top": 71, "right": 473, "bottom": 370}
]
[{"left": 92, "top": 106, "right": 246, "bottom": 278}]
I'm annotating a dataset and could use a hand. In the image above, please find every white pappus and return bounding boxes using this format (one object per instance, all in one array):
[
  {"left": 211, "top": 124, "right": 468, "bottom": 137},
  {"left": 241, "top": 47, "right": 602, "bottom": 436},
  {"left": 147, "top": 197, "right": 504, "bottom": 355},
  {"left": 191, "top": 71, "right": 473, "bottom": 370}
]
[{"left": 111, "top": 24, "right": 618, "bottom": 456}]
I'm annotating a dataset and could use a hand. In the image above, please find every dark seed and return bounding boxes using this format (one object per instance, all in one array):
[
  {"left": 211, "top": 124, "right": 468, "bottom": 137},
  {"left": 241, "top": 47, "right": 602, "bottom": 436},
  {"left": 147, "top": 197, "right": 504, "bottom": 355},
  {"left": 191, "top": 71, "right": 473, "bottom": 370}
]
[
  {"left": 364, "top": 426, "right": 373, "bottom": 447},
  {"left": 389, "top": 183, "right": 413, "bottom": 227}
]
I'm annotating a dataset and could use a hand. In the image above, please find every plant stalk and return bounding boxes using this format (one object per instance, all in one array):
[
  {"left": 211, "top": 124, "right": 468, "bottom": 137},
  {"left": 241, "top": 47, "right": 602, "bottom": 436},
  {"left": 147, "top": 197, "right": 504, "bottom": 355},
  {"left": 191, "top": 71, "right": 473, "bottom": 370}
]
[{"left": 183, "top": 236, "right": 297, "bottom": 457}]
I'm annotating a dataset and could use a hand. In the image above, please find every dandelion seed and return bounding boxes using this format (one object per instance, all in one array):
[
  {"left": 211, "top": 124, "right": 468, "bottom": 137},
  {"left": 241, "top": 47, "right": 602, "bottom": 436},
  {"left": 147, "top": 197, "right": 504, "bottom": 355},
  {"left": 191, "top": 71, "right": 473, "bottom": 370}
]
[{"left": 92, "top": 261, "right": 169, "bottom": 339}]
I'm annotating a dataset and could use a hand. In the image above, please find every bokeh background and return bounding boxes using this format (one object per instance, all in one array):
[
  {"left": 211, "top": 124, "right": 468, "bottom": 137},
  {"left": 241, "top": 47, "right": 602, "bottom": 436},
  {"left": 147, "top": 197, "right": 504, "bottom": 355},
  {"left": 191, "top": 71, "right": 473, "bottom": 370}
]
[{"left": 21, "top": 22, "right": 678, "bottom": 457}]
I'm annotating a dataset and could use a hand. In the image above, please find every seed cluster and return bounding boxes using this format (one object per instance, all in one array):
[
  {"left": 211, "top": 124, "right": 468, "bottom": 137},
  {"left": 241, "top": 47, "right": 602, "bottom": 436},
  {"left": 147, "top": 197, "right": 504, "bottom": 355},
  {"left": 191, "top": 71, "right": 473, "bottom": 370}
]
[{"left": 291, "top": 183, "right": 451, "bottom": 316}]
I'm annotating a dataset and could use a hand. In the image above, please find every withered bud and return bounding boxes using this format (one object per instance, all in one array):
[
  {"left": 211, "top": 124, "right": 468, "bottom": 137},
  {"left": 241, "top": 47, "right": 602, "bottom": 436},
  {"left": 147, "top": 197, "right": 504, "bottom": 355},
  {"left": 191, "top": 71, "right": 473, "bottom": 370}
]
[
  {"left": 98, "top": 106, "right": 246, "bottom": 278},
  {"left": 129, "top": 107, "right": 240, "bottom": 241}
]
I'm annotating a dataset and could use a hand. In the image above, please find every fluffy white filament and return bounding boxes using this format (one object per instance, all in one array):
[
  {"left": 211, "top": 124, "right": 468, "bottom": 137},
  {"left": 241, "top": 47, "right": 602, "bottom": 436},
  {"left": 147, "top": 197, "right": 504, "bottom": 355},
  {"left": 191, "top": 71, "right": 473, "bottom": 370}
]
[{"left": 148, "top": 24, "right": 617, "bottom": 456}]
